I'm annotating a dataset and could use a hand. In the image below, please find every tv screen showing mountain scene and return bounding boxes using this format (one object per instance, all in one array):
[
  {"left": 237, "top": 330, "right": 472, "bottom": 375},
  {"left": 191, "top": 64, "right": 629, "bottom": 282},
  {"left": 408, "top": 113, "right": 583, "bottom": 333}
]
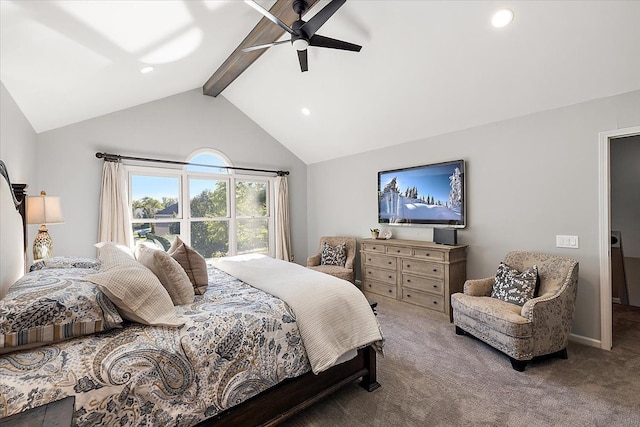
[{"left": 378, "top": 160, "right": 465, "bottom": 227}]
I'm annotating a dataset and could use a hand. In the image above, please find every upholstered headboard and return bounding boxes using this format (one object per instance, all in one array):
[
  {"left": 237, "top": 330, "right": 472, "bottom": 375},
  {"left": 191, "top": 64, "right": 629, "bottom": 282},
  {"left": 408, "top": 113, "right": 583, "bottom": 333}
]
[{"left": 0, "top": 160, "right": 27, "bottom": 297}]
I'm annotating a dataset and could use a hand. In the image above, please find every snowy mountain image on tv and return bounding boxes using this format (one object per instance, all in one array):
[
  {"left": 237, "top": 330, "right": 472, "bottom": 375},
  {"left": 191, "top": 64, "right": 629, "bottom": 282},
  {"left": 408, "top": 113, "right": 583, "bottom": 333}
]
[{"left": 378, "top": 161, "right": 464, "bottom": 225}]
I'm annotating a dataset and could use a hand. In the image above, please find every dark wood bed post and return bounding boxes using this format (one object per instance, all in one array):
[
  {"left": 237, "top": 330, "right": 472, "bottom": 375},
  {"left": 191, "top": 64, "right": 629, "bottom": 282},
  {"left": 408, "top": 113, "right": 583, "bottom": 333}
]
[
  {"left": 359, "top": 345, "right": 381, "bottom": 392},
  {"left": 12, "top": 183, "right": 28, "bottom": 271}
]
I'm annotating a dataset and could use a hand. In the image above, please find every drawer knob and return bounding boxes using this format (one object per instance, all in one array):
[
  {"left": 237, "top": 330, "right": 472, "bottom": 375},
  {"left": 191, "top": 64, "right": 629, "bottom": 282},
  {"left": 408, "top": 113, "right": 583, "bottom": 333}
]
[
  {"left": 407, "top": 279, "right": 411, "bottom": 283},
  {"left": 406, "top": 264, "right": 410, "bottom": 268},
  {"left": 396, "top": 249, "right": 400, "bottom": 253},
  {"left": 388, "top": 275, "right": 392, "bottom": 279},
  {"left": 433, "top": 285, "right": 437, "bottom": 288},
  {"left": 388, "top": 290, "right": 392, "bottom": 293},
  {"left": 433, "top": 301, "right": 438, "bottom": 305},
  {"left": 426, "top": 253, "right": 430, "bottom": 256},
  {"left": 373, "top": 246, "right": 377, "bottom": 250},
  {"left": 368, "top": 284, "right": 371, "bottom": 287},
  {"left": 433, "top": 269, "right": 437, "bottom": 272},
  {"left": 388, "top": 261, "right": 392, "bottom": 264},
  {"left": 407, "top": 294, "right": 411, "bottom": 298},
  {"left": 368, "top": 258, "right": 372, "bottom": 261}
]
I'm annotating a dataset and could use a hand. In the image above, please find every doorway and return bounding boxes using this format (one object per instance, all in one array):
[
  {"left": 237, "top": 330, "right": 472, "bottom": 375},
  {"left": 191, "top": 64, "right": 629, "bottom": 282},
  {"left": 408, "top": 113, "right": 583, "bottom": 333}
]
[{"left": 598, "top": 126, "right": 640, "bottom": 351}]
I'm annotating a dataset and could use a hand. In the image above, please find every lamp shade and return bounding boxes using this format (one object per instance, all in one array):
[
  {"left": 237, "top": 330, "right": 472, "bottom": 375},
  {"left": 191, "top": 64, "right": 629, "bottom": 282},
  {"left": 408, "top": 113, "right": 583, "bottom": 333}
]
[{"left": 27, "top": 191, "right": 65, "bottom": 225}]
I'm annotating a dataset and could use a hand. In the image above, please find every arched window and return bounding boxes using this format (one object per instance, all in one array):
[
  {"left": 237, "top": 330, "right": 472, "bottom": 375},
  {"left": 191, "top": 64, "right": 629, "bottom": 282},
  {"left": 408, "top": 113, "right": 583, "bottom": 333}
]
[{"left": 128, "top": 149, "right": 274, "bottom": 258}]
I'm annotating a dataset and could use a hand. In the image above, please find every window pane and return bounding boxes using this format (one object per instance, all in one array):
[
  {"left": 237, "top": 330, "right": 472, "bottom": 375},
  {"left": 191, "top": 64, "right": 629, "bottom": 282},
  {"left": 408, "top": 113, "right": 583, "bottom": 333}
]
[
  {"left": 236, "top": 181, "right": 267, "bottom": 217},
  {"left": 190, "top": 179, "right": 227, "bottom": 218},
  {"left": 191, "top": 220, "right": 229, "bottom": 258},
  {"left": 131, "top": 222, "right": 180, "bottom": 251},
  {"left": 187, "top": 153, "right": 229, "bottom": 174},
  {"left": 237, "top": 218, "right": 269, "bottom": 255},
  {"left": 131, "top": 175, "right": 180, "bottom": 219}
]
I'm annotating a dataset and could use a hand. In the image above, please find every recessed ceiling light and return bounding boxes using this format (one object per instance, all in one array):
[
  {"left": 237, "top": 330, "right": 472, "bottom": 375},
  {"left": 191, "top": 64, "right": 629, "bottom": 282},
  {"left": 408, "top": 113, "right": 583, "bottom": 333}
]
[
  {"left": 301, "top": 107, "right": 311, "bottom": 116},
  {"left": 140, "top": 66, "right": 154, "bottom": 74},
  {"left": 492, "top": 9, "right": 514, "bottom": 28}
]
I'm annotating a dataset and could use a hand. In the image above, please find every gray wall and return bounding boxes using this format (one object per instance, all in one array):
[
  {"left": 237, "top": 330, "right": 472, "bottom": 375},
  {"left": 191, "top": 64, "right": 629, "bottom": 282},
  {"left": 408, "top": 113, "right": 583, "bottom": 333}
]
[
  {"left": 0, "top": 82, "right": 36, "bottom": 184},
  {"left": 33, "top": 89, "right": 308, "bottom": 265},
  {"left": 0, "top": 82, "right": 37, "bottom": 296},
  {"left": 307, "top": 89, "right": 640, "bottom": 342}
]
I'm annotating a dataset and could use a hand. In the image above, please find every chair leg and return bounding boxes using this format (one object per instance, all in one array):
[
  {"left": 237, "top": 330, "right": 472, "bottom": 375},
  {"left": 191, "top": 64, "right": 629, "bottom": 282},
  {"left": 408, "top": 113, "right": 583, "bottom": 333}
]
[
  {"left": 455, "top": 326, "right": 466, "bottom": 335},
  {"left": 510, "top": 358, "right": 528, "bottom": 372}
]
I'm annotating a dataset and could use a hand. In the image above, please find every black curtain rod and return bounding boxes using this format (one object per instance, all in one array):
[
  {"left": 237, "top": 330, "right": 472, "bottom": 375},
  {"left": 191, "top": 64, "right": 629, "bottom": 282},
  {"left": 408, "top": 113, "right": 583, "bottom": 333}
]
[{"left": 95, "top": 152, "right": 289, "bottom": 176}]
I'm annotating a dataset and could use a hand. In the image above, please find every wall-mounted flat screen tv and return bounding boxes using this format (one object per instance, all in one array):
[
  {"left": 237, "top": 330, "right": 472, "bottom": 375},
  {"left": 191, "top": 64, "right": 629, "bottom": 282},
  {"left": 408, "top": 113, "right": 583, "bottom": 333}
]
[{"left": 378, "top": 160, "right": 466, "bottom": 228}]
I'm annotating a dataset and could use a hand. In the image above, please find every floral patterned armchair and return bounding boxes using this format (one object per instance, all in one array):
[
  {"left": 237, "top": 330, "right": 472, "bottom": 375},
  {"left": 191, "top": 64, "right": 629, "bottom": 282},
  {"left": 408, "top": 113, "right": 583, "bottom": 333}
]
[
  {"left": 307, "top": 237, "right": 357, "bottom": 284},
  {"left": 451, "top": 251, "right": 579, "bottom": 371}
]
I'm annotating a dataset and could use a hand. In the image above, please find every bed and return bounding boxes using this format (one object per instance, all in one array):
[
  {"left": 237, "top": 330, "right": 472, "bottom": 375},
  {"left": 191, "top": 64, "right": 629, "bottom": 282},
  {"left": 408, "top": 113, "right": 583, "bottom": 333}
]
[{"left": 0, "top": 162, "right": 383, "bottom": 426}]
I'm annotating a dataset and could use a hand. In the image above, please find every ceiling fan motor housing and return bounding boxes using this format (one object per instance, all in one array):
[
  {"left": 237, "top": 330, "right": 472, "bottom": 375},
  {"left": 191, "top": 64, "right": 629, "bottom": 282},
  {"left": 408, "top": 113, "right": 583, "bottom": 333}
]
[{"left": 292, "top": 0, "right": 309, "bottom": 16}]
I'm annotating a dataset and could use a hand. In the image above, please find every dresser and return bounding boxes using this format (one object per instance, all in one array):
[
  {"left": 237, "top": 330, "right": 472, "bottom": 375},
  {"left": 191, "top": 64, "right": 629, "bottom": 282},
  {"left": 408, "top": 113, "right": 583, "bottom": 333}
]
[{"left": 360, "top": 238, "right": 467, "bottom": 322}]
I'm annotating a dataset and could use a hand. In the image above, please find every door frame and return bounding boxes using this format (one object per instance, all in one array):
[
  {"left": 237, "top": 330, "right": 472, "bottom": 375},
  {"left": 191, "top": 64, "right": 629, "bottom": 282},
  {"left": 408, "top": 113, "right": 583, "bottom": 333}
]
[{"left": 598, "top": 125, "right": 640, "bottom": 350}]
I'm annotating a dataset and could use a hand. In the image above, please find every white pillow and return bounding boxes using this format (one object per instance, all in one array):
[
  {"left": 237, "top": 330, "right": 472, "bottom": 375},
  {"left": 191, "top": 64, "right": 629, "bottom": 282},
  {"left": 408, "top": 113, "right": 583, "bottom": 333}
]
[
  {"left": 95, "top": 241, "right": 135, "bottom": 259},
  {"left": 86, "top": 244, "right": 186, "bottom": 327}
]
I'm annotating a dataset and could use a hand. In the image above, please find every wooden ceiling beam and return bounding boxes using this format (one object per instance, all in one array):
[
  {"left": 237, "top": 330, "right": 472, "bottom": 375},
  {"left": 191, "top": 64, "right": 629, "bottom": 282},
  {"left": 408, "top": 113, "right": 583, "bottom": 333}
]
[{"left": 203, "top": 0, "right": 320, "bottom": 97}]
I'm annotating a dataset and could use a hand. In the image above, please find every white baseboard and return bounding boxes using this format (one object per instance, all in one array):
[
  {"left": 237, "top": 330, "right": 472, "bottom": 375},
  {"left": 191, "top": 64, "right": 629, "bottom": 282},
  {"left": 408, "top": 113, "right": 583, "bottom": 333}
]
[{"left": 569, "top": 333, "right": 602, "bottom": 349}]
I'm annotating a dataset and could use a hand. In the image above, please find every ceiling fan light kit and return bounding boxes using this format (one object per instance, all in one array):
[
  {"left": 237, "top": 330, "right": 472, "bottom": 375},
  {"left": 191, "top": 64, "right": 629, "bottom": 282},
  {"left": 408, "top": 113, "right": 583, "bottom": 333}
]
[{"left": 243, "top": 0, "right": 361, "bottom": 72}]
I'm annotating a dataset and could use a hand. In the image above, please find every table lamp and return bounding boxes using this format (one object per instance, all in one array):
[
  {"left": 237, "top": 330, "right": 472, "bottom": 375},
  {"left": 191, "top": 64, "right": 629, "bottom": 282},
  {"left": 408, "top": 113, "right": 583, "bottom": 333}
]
[{"left": 27, "top": 190, "right": 65, "bottom": 260}]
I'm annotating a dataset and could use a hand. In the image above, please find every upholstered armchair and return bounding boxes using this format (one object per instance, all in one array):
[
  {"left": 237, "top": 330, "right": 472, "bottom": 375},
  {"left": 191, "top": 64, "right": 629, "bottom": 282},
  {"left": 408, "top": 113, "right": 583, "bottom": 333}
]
[
  {"left": 451, "top": 251, "right": 579, "bottom": 371},
  {"left": 307, "top": 237, "right": 357, "bottom": 284}
]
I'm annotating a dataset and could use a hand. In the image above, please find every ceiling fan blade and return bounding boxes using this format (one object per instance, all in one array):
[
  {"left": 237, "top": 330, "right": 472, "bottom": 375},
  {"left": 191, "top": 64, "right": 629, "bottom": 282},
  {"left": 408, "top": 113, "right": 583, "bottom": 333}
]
[
  {"left": 242, "top": 39, "right": 290, "bottom": 52},
  {"left": 244, "top": 0, "right": 295, "bottom": 35},
  {"left": 297, "top": 49, "right": 309, "bottom": 72},
  {"left": 301, "top": 0, "right": 346, "bottom": 37},
  {"left": 309, "top": 34, "right": 361, "bottom": 52}
]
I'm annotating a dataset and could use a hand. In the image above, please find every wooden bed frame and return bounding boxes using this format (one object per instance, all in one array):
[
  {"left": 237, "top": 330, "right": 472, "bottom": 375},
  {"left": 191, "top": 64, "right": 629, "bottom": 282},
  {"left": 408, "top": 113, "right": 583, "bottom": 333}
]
[{"left": 6, "top": 177, "right": 380, "bottom": 427}]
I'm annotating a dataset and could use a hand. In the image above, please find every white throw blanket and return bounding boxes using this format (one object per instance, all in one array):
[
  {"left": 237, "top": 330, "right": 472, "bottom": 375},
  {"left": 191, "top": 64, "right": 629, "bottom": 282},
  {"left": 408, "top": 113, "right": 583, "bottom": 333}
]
[{"left": 212, "top": 254, "right": 384, "bottom": 374}]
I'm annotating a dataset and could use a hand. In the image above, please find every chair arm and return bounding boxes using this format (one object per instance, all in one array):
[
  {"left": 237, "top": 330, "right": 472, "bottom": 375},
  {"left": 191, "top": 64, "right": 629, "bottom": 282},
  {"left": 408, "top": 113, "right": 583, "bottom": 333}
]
[
  {"left": 307, "top": 254, "right": 321, "bottom": 267},
  {"left": 463, "top": 277, "right": 495, "bottom": 296},
  {"left": 521, "top": 292, "right": 563, "bottom": 320}
]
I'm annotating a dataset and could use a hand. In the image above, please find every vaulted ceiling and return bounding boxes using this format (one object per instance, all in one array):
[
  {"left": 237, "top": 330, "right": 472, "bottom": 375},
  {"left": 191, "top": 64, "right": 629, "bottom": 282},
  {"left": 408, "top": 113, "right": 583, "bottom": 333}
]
[{"left": 2, "top": 1, "right": 640, "bottom": 164}]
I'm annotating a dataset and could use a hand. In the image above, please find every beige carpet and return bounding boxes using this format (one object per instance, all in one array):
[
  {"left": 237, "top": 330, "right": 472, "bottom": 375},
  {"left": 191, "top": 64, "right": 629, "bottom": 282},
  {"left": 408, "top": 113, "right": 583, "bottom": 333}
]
[{"left": 282, "top": 298, "right": 640, "bottom": 427}]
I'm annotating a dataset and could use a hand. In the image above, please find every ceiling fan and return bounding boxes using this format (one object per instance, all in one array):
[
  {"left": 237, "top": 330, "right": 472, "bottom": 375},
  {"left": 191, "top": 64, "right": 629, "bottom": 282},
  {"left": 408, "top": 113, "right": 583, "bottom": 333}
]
[{"left": 242, "top": 0, "right": 361, "bottom": 72}]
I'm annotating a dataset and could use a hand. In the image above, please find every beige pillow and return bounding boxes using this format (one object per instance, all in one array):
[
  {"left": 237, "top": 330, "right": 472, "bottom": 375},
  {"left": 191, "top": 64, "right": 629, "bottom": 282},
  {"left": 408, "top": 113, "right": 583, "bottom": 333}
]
[
  {"left": 136, "top": 245, "right": 195, "bottom": 305},
  {"left": 86, "top": 244, "right": 186, "bottom": 327},
  {"left": 168, "top": 237, "right": 208, "bottom": 295}
]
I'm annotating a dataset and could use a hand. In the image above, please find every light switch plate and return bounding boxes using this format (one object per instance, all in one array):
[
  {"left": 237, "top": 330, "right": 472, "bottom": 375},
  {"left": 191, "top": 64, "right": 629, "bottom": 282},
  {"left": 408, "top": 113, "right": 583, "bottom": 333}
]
[{"left": 556, "top": 235, "right": 579, "bottom": 248}]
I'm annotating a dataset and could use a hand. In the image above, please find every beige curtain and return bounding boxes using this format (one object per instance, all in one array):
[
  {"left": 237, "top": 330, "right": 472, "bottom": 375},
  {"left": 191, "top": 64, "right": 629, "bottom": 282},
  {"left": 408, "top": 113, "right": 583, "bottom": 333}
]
[
  {"left": 274, "top": 176, "right": 291, "bottom": 261},
  {"left": 98, "top": 161, "right": 131, "bottom": 247}
]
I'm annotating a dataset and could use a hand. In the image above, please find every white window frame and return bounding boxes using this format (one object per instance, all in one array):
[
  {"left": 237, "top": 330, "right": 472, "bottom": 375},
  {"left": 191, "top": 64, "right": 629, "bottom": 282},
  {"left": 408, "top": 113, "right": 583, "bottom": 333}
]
[{"left": 127, "top": 157, "right": 276, "bottom": 258}]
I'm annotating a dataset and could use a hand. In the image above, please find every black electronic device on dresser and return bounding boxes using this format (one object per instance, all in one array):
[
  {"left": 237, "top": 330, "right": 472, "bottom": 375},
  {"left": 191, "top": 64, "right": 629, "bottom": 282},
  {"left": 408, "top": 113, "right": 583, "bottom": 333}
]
[{"left": 434, "top": 228, "right": 458, "bottom": 245}]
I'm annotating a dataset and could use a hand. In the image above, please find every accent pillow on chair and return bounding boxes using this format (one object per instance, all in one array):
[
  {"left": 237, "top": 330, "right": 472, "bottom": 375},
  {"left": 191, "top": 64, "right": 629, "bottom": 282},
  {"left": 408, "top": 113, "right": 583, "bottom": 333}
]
[
  {"left": 320, "top": 242, "right": 347, "bottom": 266},
  {"left": 491, "top": 262, "right": 539, "bottom": 306}
]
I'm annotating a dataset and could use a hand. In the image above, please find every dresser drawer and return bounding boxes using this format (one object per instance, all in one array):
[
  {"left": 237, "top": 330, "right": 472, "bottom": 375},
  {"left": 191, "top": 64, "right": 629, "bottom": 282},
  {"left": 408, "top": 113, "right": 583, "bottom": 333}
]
[
  {"left": 386, "top": 246, "right": 412, "bottom": 256},
  {"left": 364, "top": 279, "right": 397, "bottom": 298},
  {"left": 362, "top": 243, "right": 386, "bottom": 253},
  {"left": 402, "top": 289, "right": 444, "bottom": 312},
  {"left": 412, "top": 248, "right": 445, "bottom": 261},
  {"left": 364, "top": 266, "right": 397, "bottom": 284},
  {"left": 402, "top": 274, "right": 444, "bottom": 295},
  {"left": 401, "top": 259, "right": 445, "bottom": 279},
  {"left": 363, "top": 253, "right": 396, "bottom": 269}
]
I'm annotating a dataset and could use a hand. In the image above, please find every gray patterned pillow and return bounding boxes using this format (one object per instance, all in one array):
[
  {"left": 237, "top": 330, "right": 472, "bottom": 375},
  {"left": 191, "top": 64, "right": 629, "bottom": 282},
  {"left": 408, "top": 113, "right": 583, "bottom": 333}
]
[
  {"left": 320, "top": 242, "right": 347, "bottom": 266},
  {"left": 0, "top": 268, "right": 122, "bottom": 354},
  {"left": 491, "top": 262, "right": 539, "bottom": 306}
]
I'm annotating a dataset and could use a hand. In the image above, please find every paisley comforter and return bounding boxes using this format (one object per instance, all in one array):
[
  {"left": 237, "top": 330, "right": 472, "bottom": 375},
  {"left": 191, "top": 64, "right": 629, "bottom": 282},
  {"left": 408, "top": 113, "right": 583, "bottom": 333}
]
[{"left": 0, "top": 265, "right": 311, "bottom": 426}]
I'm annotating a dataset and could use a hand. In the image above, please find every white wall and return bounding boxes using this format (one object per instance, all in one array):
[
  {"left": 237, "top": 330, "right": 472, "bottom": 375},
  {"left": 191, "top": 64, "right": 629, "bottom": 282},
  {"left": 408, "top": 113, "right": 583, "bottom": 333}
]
[
  {"left": 35, "top": 89, "right": 308, "bottom": 264},
  {"left": 611, "top": 135, "right": 640, "bottom": 258},
  {"left": 0, "top": 81, "right": 37, "bottom": 295},
  {"left": 307, "top": 89, "right": 640, "bottom": 342}
]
